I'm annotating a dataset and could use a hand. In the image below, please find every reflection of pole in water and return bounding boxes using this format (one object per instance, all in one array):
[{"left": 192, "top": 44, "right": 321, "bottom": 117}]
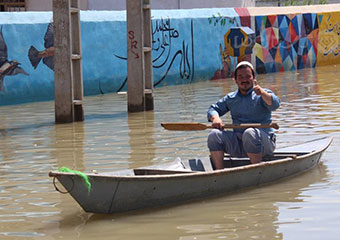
[
  {"left": 127, "top": 111, "right": 155, "bottom": 168},
  {"left": 315, "top": 65, "right": 340, "bottom": 98},
  {"left": 0, "top": 121, "right": 16, "bottom": 162},
  {"left": 52, "top": 122, "right": 85, "bottom": 171},
  {"left": 49, "top": 121, "right": 86, "bottom": 236}
]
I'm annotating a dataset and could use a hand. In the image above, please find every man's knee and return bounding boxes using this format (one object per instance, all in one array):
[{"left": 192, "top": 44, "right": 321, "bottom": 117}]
[
  {"left": 242, "top": 128, "right": 258, "bottom": 141},
  {"left": 207, "top": 129, "right": 223, "bottom": 151},
  {"left": 242, "top": 128, "right": 261, "bottom": 153}
]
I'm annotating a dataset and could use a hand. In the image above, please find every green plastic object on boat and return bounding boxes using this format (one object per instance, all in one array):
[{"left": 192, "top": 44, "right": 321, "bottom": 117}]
[{"left": 58, "top": 167, "right": 91, "bottom": 192}]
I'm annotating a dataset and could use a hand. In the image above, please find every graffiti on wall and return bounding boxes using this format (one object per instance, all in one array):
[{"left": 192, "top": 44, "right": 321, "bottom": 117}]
[
  {"left": 152, "top": 18, "right": 194, "bottom": 87},
  {"left": 0, "top": 26, "right": 29, "bottom": 92},
  {"left": 208, "top": 10, "right": 255, "bottom": 80},
  {"left": 127, "top": 30, "right": 140, "bottom": 59},
  {"left": 254, "top": 13, "right": 319, "bottom": 74},
  {"left": 209, "top": 14, "right": 238, "bottom": 79},
  {"left": 115, "top": 18, "right": 194, "bottom": 92},
  {"left": 317, "top": 13, "right": 340, "bottom": 65}
]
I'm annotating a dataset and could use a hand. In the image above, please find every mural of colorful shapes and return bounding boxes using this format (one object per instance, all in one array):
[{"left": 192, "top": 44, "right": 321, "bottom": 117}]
[
  {"left": 255, "top": 13, "right": 319, "bottom": 74},
  {"left": 255, "top": 43, "right": 285, "bottom": 73},
  {"left": 234, "top": 8, "right": 251, "bottom": 27},
  {"left": 296, "top": 37, "right": 317, "bottom": 68}
]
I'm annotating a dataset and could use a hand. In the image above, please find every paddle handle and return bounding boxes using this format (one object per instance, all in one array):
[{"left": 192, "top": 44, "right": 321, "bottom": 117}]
[
  {"left": 161, "top": 122, "right": 279, "bottom": 131},
  {"left": 220, "top": 123, "right": 279, "bottom": 130}
]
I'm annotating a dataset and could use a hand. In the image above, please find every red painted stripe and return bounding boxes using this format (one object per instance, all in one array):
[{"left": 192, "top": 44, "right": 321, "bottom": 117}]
[{"left": 235, "top": 8, "right": 251, "bottom": 27}]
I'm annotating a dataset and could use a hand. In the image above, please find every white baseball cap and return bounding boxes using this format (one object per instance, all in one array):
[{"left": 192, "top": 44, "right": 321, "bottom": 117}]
[{"left": 235, "top": 61, "right": 254, "bottom": 71}]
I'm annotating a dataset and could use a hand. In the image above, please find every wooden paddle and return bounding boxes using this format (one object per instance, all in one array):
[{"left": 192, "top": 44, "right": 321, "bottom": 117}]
[{"left": 161, "top": 122, "right": 279, "bottom": 131}]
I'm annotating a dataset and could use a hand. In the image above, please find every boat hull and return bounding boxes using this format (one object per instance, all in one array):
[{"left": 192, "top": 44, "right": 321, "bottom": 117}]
[{"left": 50, "top": 137, "right": 332, "bottom": 214}]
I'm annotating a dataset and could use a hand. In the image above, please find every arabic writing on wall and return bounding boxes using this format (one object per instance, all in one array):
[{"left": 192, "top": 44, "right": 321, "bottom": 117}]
[
  {"left": 116, "top": 18, "right": 194, "bottom": 91},
  {"left": 321, "top": 14, "right": 340, "bottom": 56}
]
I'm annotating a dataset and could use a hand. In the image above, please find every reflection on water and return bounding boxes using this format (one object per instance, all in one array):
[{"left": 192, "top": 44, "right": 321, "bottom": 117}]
[
  {"left": 0, "top": 65, "right": 340, "bottom": 239},
  {"left": 127, "top": 111, "right": 156, "bottom": 168}
]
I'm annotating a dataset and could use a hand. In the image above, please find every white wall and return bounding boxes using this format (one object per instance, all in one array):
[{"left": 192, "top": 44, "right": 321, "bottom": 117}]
[
  {"left": 179, "top": 0, "right": 256, "bottom": 9},
  {"left": 26, "top": 0, "right": 88, "bottom": 11},
  {"left": 26, "top": 0, "right": 255, "bottom": 11},
  {"left": 88, "top": 0, "right": 255, "bottom": 10},
  {"left": 87, "top": 0, "right": 125, "bottom": 10}
]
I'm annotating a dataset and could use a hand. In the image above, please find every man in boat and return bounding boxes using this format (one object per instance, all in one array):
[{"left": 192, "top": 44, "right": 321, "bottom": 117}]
[{"left": 207, "top": 61, "right": 280, "bottom": 169}]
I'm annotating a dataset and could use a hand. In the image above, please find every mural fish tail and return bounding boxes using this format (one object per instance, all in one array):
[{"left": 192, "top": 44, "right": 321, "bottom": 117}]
[
  {"left": 28, "top": 45, "right": 42, "bottom": 69},
  {"left": 10, "top": 61, "right": 29, "bottom": 76},
  {"left": 42, "top": 56, "right": 54, "bottom": 70}
]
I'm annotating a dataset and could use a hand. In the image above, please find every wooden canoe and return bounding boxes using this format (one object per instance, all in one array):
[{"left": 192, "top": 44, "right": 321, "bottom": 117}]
[{"left": 49, "top": 136, "right": 333, "bottom": 214}]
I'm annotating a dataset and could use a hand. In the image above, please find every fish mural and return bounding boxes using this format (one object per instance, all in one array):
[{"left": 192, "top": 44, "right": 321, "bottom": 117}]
[
  {"left": 0, "top": 26, "right": 29, "bottom": 92},
  {"left": 28, "top": 22, "right": 54, "bottom": 71}
]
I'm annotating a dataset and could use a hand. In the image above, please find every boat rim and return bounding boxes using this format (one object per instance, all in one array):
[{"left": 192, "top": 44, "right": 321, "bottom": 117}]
[{"left": 48, "top": 136, "right": 333, "bottom": 180}]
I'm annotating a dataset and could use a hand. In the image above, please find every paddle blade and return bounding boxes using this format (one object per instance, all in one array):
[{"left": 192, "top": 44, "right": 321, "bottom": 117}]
[{"left": 161, "top": 122, "right": 209, "bottom": 131}]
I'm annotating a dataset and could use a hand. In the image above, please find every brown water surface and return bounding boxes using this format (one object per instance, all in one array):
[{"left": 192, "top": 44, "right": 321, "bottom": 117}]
[{"left": 0, "top": 65, "right": 340, "bottom": 239}]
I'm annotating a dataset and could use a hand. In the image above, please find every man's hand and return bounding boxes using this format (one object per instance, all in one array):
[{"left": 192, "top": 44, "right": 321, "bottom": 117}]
[
  {"left": 253, "top": 79, "right": 264, "bottom": 96},
  {"left": 210, "top": 115, "right": 224, "bottom": 129},
  {"left": 253, "top": 79, "right": 273, "bottom": 106}
]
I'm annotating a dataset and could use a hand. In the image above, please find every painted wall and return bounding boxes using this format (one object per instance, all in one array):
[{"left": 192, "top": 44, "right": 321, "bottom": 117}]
[
  {"left": 253, "top": 13, "right": 319, "bottom": 73},
  {"left": 0, "top": 9, "right": 241, "bottom": 105},
  {"left": 247, "top": 4, "right": 340, "bottom": 73},
  {"left": 1, "top": 5, "right": 340, "bottom": 106},
  {"left": 317, "top": 11, "right": 340, "bottom": 65}
]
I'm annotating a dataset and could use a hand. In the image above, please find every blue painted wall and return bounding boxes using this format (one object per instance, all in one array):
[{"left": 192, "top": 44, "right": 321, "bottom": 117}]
[{"left": 0, "top": 9, "right": 240, "bottom": 106}]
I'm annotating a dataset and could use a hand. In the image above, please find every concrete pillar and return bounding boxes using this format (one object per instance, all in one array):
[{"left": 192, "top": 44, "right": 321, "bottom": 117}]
[
  {"left": 53, "top": 0, "right": 84, "bottom": 123},
  {"left": 126, "top": 0, "right": 154, "bottom": 112},
  {"left": 70, "top": 0, "right": 84, "bottom": 121},
  {"left": 143, "top": 0, "right": 154, "bottom": 111}
]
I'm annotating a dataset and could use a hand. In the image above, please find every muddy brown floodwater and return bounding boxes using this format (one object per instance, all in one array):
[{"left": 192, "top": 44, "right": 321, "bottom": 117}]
[{"left": 1, "top": 65, "right": 340, "bottom": 240}]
